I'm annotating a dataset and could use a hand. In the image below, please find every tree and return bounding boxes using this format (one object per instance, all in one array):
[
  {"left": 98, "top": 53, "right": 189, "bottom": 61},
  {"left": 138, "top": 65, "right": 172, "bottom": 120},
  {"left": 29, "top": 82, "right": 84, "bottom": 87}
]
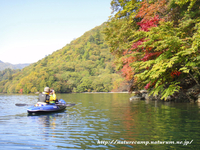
[
  {"left": 105, "top": 0, "right": 200, "bottom": 101},
  {"left": 76, "top": 77, "right": 93, "bottom": 92}
]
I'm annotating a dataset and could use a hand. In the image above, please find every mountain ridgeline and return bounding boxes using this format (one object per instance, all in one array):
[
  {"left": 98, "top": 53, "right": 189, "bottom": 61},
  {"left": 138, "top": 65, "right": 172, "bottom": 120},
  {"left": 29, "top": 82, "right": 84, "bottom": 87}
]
[
  {"left": 0, "top": 61, "right": 29, "bottom": 71},
  {"left": 0, "top": 24, "right": 124, "bottom": 93}
]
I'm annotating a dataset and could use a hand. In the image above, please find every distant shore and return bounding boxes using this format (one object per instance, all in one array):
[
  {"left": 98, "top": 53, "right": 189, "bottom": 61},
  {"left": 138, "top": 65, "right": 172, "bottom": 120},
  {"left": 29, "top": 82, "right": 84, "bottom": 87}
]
[{"left": 82, "top": 91, "right": 129, "bottom": 94}]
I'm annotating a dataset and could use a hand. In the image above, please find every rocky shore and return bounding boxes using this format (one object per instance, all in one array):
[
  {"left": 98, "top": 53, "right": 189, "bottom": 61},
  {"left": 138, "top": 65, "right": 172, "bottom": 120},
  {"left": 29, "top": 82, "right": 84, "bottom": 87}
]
[{"left": 130, "top": 86, "right": 200, "bottom": 103}]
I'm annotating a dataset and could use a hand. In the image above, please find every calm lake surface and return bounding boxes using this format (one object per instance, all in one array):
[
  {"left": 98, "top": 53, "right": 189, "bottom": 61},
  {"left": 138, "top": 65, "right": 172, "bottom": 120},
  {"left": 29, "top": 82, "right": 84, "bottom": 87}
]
[{"left": 0, "top": 93, "right": 200, "bottom": 149}]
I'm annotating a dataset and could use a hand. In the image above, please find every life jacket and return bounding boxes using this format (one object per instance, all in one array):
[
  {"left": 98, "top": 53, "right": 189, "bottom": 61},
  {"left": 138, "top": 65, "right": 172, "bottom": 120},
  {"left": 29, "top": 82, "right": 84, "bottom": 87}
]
[
  {"left": 49, "top": 93, "right": 57, "bottom": 103},
  {"left": 38, "top": 92, "right": 50, "bottom": 103}
]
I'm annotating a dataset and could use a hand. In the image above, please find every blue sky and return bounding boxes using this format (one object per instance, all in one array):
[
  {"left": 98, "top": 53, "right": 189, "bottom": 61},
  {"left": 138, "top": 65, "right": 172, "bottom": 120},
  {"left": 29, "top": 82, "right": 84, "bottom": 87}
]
[{"left": 0, "top": 0, "right": 111, "bottom": 64}]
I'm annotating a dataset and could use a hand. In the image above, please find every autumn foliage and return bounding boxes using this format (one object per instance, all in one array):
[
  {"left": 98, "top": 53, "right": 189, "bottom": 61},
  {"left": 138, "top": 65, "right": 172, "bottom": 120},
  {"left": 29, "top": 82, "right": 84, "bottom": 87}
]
[
  {"left": 121, "top": 16, "right": 161, "bottom": 80},
  {"left": 105, "top": 0, "right": 200, "bottom": 101},
  {"left": 170, "top": 71, "right": 181, "bottom": 78},
  {"left": 136, "top": 0, "right": 167, "bottom": 21}
]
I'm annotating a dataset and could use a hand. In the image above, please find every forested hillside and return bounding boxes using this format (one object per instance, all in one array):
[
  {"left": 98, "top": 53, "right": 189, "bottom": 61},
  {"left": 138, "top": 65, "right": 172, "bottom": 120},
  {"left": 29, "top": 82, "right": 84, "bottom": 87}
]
[
  {"left": 0, "top": 24, "right": 125, "bottom": 93},
  {"left": 104, "top": 0, "right": 200, "bottom": 101},
  {"left": 0, "top": 68, "right": 21, "bottom": 81}
]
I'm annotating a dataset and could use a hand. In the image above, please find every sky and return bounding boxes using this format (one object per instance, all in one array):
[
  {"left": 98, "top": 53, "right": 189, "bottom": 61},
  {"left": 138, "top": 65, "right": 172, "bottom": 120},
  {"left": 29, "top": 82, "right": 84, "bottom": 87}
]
[{"left": 0, "top": 0, "right": 112, "bottom": 64}]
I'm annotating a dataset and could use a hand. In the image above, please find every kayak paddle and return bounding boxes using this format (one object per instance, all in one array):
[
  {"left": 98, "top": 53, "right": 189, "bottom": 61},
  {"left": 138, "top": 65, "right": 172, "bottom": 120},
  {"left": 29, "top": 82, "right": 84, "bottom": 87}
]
[
  {"left": 15, "top": 103, "right": 76, "bottom": 107},
  {"left": 15, "top": 103, "right": 33, "bottom": 106}
]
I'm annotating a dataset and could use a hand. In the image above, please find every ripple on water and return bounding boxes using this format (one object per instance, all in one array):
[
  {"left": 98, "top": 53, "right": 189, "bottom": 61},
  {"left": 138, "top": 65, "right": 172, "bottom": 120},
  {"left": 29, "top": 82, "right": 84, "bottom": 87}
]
[{"left": 1, "top": 94, "right": 200, "bottom": 149}]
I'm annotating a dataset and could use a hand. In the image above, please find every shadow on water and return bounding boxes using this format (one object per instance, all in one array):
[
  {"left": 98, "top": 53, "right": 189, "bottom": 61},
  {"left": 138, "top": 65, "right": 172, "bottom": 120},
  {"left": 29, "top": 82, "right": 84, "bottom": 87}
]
[{"left": 27, "top": 109, "right": 67, "bottom": 116}]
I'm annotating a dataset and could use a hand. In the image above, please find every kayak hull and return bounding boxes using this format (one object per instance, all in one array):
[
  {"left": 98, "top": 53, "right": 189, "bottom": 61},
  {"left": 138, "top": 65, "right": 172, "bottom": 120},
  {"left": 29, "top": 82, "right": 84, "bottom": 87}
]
[{"left": 27, "top": 99, "right": 67, "bottom": 113}]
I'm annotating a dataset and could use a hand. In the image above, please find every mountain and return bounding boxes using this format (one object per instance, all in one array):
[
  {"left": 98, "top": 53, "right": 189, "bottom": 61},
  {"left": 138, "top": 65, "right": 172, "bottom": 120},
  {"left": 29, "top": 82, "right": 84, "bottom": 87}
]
[
  {"left": 0, "top": 23, "right": 124, "bottom": 93},
  {"left": 0, "top": 61, "right": 30, "bottom": 71}
]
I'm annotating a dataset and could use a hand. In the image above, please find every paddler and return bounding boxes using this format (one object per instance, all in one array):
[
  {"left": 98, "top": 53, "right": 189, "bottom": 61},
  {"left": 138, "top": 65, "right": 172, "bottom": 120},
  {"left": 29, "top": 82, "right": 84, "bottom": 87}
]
[
  {"left": 37, "top": 87, "right": 51, "bottom": 105},
  {"left": 49, "top": 88, "right": 57, "bottom": 104}
]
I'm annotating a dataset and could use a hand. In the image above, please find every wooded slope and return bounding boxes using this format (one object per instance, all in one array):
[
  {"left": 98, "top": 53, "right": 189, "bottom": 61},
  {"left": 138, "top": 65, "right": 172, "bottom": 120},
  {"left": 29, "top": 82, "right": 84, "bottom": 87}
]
[{"left": 0, "top": 24, "right": 124, "bottom": 93}]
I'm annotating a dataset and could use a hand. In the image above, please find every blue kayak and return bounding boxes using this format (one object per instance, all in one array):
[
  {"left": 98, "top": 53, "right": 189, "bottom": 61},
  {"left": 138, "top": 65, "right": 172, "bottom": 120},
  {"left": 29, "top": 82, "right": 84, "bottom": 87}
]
[{"left": 27, "top": 99, "right": 67, "bottom": 113}]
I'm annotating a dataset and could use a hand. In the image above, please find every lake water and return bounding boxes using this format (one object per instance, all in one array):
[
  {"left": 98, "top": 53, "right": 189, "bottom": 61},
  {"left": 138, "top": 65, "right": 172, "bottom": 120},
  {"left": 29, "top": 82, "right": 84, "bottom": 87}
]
[{"left": 0, "top": 93, "right": 200, "bottom": 149}]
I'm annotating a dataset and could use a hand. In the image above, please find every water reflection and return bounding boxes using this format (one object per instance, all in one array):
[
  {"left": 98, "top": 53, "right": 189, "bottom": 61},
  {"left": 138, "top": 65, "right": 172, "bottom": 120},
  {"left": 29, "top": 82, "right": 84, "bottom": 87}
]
[
  {"left": 27, "top": 111, "right": 69, "bottom": 140},
  {"left": 129, "top": 99, "right": 200, "bottom": 149}
]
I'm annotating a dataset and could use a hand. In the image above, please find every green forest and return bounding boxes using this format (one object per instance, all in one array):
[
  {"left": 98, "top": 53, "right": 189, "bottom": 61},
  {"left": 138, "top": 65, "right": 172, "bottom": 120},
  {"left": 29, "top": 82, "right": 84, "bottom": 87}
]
[
  {"left": 1, "top": 0, "right": 200, "bottom": 102},
  {"left": 0, "top": 25, "right": 124, "bottom": 94},
  {"left": 0, "top": 68, "right": 21, "bottom": 81}
]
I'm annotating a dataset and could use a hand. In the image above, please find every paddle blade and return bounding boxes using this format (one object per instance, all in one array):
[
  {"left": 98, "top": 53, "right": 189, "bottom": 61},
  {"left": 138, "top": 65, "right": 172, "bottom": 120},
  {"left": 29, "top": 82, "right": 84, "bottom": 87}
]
[{"left": 15, "top": 103, "right": 32, "bottom": 106}]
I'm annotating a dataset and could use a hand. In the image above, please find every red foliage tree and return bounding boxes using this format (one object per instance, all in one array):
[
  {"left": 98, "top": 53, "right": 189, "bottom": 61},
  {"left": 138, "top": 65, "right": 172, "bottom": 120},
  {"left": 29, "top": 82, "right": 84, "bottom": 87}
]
[
  {"left": 136, "top": 0, "right": 167, "bottom": 21},
  {"left": 19, "top": 89, "right": 23, "bottom": 94},
  {"left": 121, "top": 16, "right": 161, "bottom": 82}
]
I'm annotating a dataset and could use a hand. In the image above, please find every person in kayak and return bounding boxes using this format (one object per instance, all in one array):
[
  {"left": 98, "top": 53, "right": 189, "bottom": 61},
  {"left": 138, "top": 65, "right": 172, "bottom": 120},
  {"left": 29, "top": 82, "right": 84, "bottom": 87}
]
[
  {"left": 49, "top": 88, "right": 57, "bottom": 104},
  {"left": 37, "top": 87, "right": 50, "bottom": 104}
]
